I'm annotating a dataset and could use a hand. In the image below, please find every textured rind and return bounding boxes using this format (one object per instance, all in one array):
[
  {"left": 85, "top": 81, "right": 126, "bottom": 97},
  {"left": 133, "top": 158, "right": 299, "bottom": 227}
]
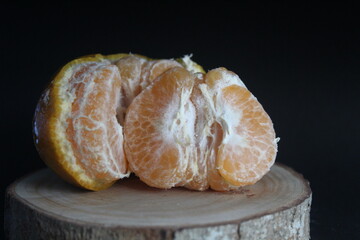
[{"left": 33, "top": 54, "right": 128, "bottom": 191}]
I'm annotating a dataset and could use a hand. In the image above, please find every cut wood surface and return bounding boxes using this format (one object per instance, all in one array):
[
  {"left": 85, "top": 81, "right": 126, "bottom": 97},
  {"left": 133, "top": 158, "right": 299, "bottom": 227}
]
[{"left": 5, "top": 163, "right": 312, "bottom": 240}]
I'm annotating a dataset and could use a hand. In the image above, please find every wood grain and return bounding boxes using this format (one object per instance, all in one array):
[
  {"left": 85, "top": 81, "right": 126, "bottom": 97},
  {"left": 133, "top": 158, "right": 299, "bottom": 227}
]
[{"left": 5, "top": 163, "right": 312, "bottom": 240}]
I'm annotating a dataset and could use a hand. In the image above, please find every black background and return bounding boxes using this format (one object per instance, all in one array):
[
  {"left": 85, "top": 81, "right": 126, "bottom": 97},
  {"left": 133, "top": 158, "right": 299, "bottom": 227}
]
[{"left": 2, "top": 2, "right": 359, "bottom": 239}]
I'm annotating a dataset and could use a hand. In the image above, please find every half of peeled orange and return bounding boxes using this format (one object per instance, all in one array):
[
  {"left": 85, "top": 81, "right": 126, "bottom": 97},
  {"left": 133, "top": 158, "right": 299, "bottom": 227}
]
[{"left": 33, "top": 53, "right": 278, "bottom": 191}]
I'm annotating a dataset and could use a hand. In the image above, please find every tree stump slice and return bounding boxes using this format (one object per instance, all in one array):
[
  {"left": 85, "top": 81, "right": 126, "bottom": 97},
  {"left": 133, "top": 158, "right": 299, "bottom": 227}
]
[{"left": 5, "top": 163, "right": 312, "bottom": 240}]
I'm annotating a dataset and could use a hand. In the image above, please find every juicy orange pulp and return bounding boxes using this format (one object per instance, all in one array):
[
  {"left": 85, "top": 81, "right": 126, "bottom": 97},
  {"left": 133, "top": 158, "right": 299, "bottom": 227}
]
[
  {"left": 34, "top": 53, "right": 278, "bottom": 191},
  {"left": 124, "top": 67, "right": 278, "bottom": 191}
]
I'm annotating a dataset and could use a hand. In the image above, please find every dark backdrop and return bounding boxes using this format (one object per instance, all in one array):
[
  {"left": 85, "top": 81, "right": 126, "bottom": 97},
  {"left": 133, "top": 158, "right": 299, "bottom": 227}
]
[{"left": 2, "top": 2, "right": 359, "bottom": 239}]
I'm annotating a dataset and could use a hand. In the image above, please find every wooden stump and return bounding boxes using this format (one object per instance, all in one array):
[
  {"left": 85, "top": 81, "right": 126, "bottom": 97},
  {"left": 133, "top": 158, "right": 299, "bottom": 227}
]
[{"left": 5, "top": 164, "right": 311, "bottom": 240}]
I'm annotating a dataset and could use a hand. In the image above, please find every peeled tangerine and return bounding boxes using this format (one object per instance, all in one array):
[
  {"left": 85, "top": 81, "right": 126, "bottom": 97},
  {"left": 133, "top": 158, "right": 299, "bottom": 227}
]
[{"left": 33, "top": 53, "right": 278, "bottom": 191}]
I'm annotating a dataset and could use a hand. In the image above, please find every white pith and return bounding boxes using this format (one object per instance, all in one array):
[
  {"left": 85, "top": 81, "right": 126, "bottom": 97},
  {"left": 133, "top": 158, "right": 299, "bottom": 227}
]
[
  {"left": 181, "top": 54, "right": 204, "bottom": 73},
  {"left": 55, "top": 64, "right": 85, "bottom": 179},
  {"left": 55, "top": 60, "right": 129, "bottom": 184},
  {"left": 161, "top": 86, "right": 198, "bottom": 185}
]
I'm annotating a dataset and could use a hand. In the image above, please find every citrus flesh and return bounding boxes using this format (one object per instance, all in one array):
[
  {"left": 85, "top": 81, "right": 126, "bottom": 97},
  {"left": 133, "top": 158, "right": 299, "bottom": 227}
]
[
  {"left": 124, "top": 67, "right": 196, "bottom": 188},
  {"left": 33, "top": 55, "right": 128, "bottom": 190},
  {"left": 33, "top": 54, "right": 188, "bottom": 190},
  {"left": 34, "top": 53, "right": 278, "bottom": 191},
  {"left": 124, "top": 67, "right": 278, "bottom": 191}
]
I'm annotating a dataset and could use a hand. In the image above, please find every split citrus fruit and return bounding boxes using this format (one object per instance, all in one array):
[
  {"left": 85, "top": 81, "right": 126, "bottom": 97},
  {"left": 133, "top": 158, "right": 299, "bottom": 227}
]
[{"left": 33, "top": 53, "right": 278, "bottom": 191}]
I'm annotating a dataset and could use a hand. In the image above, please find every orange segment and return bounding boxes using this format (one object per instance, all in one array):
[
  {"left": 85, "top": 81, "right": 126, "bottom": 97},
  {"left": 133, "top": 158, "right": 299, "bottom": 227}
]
[
  {"left": 205, "top": 68, "right": 278, "bottom": 186},
  {"left": 113, "top": 56, "right": 183, "bottom": 124},
  {"left": 140, "top": 59, "right": 183, "bottom": 90},
  {"left": 124, "top": 67, "right": 196, "bottom": 188},
  {"left": 33, "top": 55, "right": 129, "bottom": 190},
  {"left": 65, "top": 63, "right": 127, "bottom": 180},
  {"left": 113, "top": 55, "right": 147, "bottom": 124},
  {"left": 114, "top": 55, "right": 148, "bottom": 107},
  {"left": 148, "top": 59, "right": 183, "bottom": 83}
]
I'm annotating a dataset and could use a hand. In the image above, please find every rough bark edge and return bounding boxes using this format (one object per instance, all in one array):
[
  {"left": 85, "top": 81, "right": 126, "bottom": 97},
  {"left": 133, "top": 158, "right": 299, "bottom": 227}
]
[
  {"left": 5, "top": 164, "right": 312, "bottom": 239},
  {"left": 5, "top": 187, "right": 311, "bottom": 240}
]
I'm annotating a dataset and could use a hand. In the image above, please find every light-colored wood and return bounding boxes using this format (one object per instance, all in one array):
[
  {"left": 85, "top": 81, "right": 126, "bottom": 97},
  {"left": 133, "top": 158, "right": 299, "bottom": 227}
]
[{"left": 5, "top": 164, "right": 311, "bottom": 240}]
